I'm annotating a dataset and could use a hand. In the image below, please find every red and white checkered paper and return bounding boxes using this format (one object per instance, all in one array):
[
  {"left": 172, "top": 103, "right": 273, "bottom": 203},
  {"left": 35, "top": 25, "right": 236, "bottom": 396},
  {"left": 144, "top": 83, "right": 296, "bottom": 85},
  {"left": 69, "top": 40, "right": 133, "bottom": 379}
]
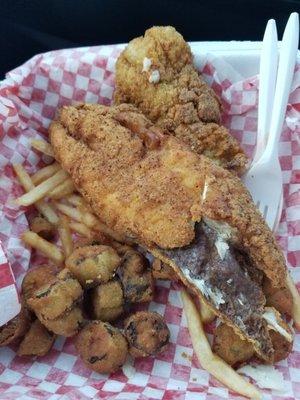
[{"left": 0, "top": 44, "right": 300, "bottom": 400}]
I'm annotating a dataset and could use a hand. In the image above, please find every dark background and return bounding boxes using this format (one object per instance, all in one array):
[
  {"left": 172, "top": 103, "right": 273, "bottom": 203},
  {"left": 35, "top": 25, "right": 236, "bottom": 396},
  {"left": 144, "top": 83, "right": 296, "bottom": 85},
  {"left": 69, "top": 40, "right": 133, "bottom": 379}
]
[{"left": 1, "top": 0, "right": 300, "bottom": 78}]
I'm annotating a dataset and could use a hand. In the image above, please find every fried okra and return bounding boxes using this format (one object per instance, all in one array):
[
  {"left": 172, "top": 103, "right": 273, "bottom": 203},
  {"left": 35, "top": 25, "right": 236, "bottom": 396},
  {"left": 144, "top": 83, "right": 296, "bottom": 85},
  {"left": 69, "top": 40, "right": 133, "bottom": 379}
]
[
  {"left": 151, "top": 258, "right": 177, "bottom": 280},
  {"left": 91, "top": 279, "right": 124, "bottom": 322},
  {"left": 112, "top": 242, "right": 135, "bottom": 256},
  {"left": 75, "top": 321, "right": 128, "bottom": 373},
  {"left": 22, "top": 264, "right": 59, "bottom": 304},
  {"left": 18, "top": 319, "right": 55, "bottom": 357},
  {"left": 40, "top": 306, "right": 84, "bottom": 337},
  {"left": 124, "top": 311, "right": 170, "bottom": 357},
  {"left": 0, "top": 307, "right": 30, "bottom": 346},
  {"left": 27, "top": 269, "right": 83, "bottom": 320},
  {"left": 66, "top": 245, "right": 121, "bottom": 288},
  {"left": 118, "top": 251, "right": 154, "bottom": 303},
  {"left": 30, "top": 216, "right": 55, "bottom": 241},
  {"left": 213, "top": 323, "right": 254, "bottom": 366}
]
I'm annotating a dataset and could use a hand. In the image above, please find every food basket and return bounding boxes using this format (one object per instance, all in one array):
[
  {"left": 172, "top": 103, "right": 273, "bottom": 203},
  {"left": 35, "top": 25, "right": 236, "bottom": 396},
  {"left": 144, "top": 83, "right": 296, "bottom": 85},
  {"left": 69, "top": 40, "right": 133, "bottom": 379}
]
[{"left": 0, "top": 40, "right": 299, "bottom": 400}]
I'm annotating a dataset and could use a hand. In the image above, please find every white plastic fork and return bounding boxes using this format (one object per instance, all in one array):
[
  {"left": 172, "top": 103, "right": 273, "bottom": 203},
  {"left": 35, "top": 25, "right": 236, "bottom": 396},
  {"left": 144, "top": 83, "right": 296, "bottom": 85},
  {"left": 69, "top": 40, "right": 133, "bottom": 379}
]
[
  {"left": 252, "top": 19, "right": 278, "bottom": 164},
  {"left": 243, "top": 12, "right": 299, "bottom": 231}
]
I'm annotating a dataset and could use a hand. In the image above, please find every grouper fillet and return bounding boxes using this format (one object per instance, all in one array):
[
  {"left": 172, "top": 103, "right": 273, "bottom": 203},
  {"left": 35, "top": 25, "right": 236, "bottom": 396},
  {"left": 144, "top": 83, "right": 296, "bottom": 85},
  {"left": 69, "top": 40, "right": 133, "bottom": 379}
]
[{"left": 49, "top": 103, "right": 292, "bottom": 363}]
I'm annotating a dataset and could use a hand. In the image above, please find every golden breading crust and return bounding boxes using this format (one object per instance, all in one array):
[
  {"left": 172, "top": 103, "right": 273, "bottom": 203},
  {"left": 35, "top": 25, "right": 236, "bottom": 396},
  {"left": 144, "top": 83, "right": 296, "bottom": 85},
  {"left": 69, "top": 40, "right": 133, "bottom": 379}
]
[
  {"left": 49, "top": 103, "right": 287, "bottom": 291},
  {"left": 0, "top": 307, "right": 30, "bottom": 346},
  {"left": 114, "top": 26, "right": 248, "bottom": 174},
  {"left": 18, "top": 319, "right": 55, "bottom": 357}
]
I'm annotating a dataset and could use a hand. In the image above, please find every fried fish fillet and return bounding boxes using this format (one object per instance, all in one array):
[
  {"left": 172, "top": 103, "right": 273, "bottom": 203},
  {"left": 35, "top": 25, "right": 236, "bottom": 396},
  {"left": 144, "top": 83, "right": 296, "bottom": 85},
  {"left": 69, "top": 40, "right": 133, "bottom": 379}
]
[
  {"left": 114, "top": 26, "right": 248, "bottom": 174},
  {"left": 49, "top": 103, "right": 292, "bottom": 363}
]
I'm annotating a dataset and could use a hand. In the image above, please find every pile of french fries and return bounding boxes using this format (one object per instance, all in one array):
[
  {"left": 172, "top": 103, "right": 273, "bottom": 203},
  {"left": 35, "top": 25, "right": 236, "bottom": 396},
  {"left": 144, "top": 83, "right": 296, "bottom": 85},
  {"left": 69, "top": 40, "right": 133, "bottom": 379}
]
[
  {"left": 14, "top": 139, "right": 124, "bottom": 266},
  {"left": 13, "top": 139, "right": 300, "bottom": 399}
]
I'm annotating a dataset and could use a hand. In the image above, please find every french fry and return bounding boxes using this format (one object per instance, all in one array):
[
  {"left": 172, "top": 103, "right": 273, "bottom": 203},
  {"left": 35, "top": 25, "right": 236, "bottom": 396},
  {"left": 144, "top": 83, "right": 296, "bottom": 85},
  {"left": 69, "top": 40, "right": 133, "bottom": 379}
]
[
  {"left": 30, "top": 216, "right": 55, "bottom": 240},
  {"left": 55, "top": 203, "right": 83, "bottom": 223},
  {"left": 286, "top": 274, "right": 300, "bottom": 330},
  {"left": 79, "top": 205, "right": 99, "bottom": 228},
  {"left": 199, "top": 297, "right": 216, "bottom": 324},
  {"left": 67, "top": 194, "right": 84, "bottom": 207},
  {"left": 34, "top": 203, "right": 59, "bottom": 226},
  {"left": 181, "top": 290, "right": 261, "bottom": 400},
  {"left": 15, "top": 170, "right": 69, "bottom": 206},
  {"left": 58, "top": 215, "right": 73, "bottom": 257},
  {"left": 49, "top": 178, "right": 75, "bottom": 199},
  {"left": 69, "top": 221, "right": 93, "bottom": 238},
  {"left": 60, "top": 196, "right": 128, "bottom": 242},
  {"left": 31, "top": 139, "right": 55, "bottom": 157},
  {"left": 56, "top": 202, "right": 98, "bottom": 229},
  {"left": 21, "top": 231, "right": 64, "bottom": 265},
  {"left": 31, "top": 163, "right": 61, "bottom": 185},
  {"left": 13, "top": 163, "right": 36, "bottom": 191},
  {"left": 13, "top": 164, "right": 59, "bottom": 225}
]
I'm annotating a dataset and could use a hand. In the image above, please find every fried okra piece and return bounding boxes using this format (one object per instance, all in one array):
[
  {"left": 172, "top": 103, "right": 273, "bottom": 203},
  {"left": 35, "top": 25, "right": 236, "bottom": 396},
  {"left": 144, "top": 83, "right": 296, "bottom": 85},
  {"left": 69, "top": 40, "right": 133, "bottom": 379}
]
[
  {"left": 75, "top": 321, "right": 128, "bottom": 373},
  {"left": 91, "top": 279, "right": 124, "bottom": 322},
  {"left": 74, "top": 238, "right": 102, "bottom": 249},
  {"left": 213, "top": 323, "right": 254, "bottom": 366},
  {"left": 27, "top": 269, "right": 83, "bottom": 320},
  {"left": 18, "top": 319, "right": 55, "bottom": 357},
  {"left": 30, "top": 216, "right": 55, "bottom": 241},
  {"left": 22, "top": 264, "right": 59, "bottom": 304},
  {"left": 40, "top": 306, "right": 84, "bottom": 337},
  {"left": 118, "top": 251, "right": 154, "bottom": 303},
  {"left": 0, "top": 307, "right": 30, "bottom": 346},
  {"left": 151, "top": 258, "right": 177, "bottom": 280},
  {"left": 111, "top": 242, "right": 135, "bottom": 256},
  {"left": 66, "top": 245, "right": 121, "bottom": 288},
  {"left": 124, "top": 311, "right": 170, "bottom": 357}
]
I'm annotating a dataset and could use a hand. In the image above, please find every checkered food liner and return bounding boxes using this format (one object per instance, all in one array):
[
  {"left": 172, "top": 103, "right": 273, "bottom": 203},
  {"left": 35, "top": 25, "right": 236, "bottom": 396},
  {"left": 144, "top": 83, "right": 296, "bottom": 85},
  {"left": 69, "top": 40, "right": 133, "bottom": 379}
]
[{"left": 0, "top": 44, "right": 300, "bottom": 400}]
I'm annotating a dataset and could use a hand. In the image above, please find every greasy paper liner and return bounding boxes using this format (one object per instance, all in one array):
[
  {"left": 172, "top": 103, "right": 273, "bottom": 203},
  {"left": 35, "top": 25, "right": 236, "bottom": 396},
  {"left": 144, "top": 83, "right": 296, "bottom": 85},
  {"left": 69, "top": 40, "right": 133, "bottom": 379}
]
[{"left": 0, "top": 44, "right": 300, "bottom": 400}]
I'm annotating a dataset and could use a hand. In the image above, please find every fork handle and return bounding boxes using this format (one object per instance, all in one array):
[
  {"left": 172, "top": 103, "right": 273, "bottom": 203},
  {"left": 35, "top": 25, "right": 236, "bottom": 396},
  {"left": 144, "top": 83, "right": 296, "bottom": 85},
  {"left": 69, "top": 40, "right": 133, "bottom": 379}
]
[
  {"left": 253, "top": 19, "right": 278, "bottom": 163},
  {"left": 262, "top": 12, "right": 299, "bottom": 161}
]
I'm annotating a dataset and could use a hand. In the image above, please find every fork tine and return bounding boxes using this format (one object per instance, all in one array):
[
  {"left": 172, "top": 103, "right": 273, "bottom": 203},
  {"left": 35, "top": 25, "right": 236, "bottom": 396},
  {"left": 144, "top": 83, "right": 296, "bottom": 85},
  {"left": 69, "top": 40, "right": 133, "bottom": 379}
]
[
  {"left": 266, "top": 204, "right": 281, "bottom": 231},
  {"left": 263, "top": 205, "right": 268, "bottom": 219}
]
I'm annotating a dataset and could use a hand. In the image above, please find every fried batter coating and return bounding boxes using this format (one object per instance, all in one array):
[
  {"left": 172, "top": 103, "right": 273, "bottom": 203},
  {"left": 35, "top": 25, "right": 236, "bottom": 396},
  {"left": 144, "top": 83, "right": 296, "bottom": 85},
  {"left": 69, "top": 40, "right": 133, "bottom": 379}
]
[
  {"left": 263, "top": 277, "right": 293, "bottom": 316},
  {"left": 91, "top": 279, "right": 124, "bottom": 321},
  {"left": 269, "top": 330, "right": 293, "bottom": 363},
  {"left": 214, "top": 311, "right": 294, "bottom": 365},
  {"left": 49, "top": 104, "right": 287, "bottom": 287},
  {"left": 27, "top": 269, "right": 83, "bottom": 320},
  {"left": 263, "top": 307, "right": 293, "bottom": 362},
  {"left": 66, "top": 245, "right": 121, "bottom": 288},
  {"left": 30, "top": 216, "right": 55, "bottom": 241},
  {"left": 0, "top": 307, "right": 30, "bottom": 346},
  {"left": 118, "top": 250, "right": 154, "bottom": 303},
  {"left": 124, "top": 311, "right": 170, "bottom": 357},
  {"left": 50, "top": 103, "right": 289, "bottom": 362},
  {"left": 40, "top": 306, "right": 83, "bottom": 337},
  {"left": 152, "top": 258, "right": 177, "bottom": 280},
  {"left": 18, "top": 319, "right": 55, "bottom": 357},
  {"left": 75, "top": 321, "right": 128, "bottom": 373},
  {"left": 213, "top": 323, "right": 254, "bottom": 366},
  {"left": 22, "top": 264, "right": 59, "bottom": 304},
  {"left": 114, "top": 26, "right": 247, "bottom": 174}
]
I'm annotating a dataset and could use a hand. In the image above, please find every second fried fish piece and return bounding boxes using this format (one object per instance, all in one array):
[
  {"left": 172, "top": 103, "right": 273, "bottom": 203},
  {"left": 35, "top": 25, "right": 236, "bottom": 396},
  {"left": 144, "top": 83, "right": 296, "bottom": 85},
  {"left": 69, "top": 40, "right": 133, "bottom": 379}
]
[
  {"left": 114, "top": 26, "right": 248, "bottom": 174},
  {"left": 49, "top": 103, "right": 292, "bottom": 363}
]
